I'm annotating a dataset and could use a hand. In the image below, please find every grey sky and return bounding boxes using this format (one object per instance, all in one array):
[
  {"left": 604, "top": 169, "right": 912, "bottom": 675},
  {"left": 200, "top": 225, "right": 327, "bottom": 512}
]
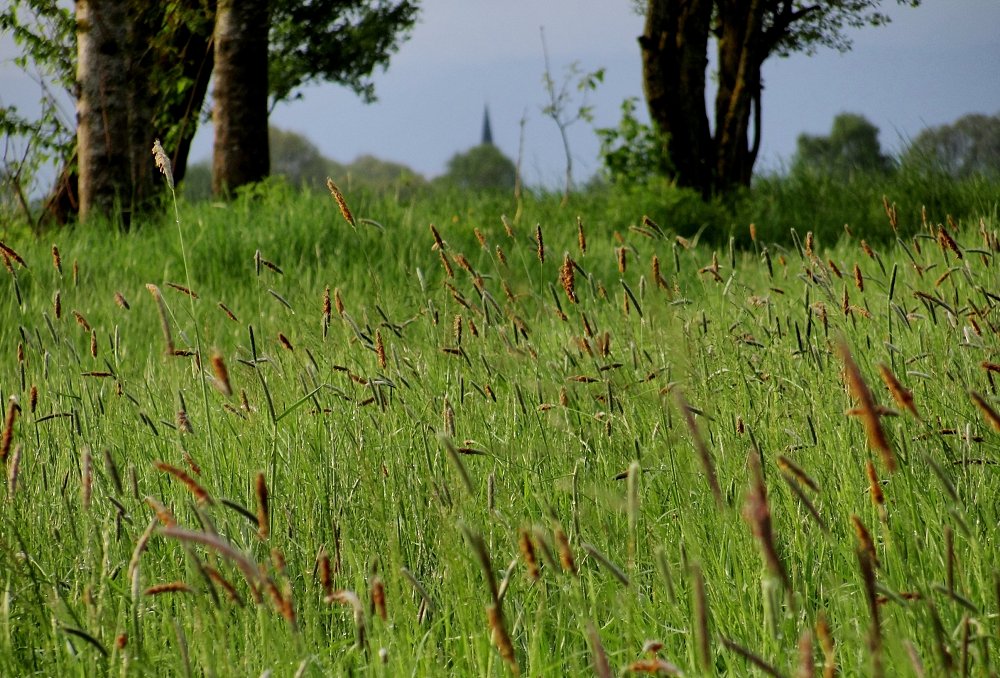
[{"left": 3, "top": 1, "right": 1000, "bottom": 187}]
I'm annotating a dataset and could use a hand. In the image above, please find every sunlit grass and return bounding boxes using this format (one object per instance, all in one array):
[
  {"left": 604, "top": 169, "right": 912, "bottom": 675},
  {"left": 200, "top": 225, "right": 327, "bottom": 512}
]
[{"left": 1, "top": 184, "right": 998, "bottom": 676}]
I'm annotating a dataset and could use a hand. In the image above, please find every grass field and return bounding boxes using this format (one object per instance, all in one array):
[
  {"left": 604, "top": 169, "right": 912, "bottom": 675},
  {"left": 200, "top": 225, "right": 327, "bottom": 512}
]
[{"left": 1, "top": 183, "right": 999, "bottom": 676}]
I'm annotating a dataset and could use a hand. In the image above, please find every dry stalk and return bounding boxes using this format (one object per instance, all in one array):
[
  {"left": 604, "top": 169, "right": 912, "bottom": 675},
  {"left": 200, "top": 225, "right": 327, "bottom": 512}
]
[
  {"left": 674, "top": 389, "right": 723, "bottom": 506},
  {"left": 744, "top": 450, "right": 790, "bottom": 592},
  {"left": 145, "top": 284, "right": 175, "bottom": 355}
]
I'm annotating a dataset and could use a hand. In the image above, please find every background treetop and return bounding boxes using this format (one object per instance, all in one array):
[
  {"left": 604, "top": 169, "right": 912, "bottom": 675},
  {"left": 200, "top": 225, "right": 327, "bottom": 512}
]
[{"left": 268, "top": 0, "right": 419, "bottom": 106}]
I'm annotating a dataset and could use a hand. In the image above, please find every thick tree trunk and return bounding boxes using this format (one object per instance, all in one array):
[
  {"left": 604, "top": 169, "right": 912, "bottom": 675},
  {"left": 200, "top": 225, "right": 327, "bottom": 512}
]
[
  {"left": 49, "top": 2, "right": 215, "bottom": 225},
  {"left": 212, "top": 0, "right": 270, "bottom": 197},
  {"left": 125, "top": 2, "right": 160, "bottom": 220},
  {"left": 76, "top": 0, "right": 131, "bottom": 223},
  {"left": 639, "top": 0, "right": 714, "bottom": 197},
  {"left": 714, "top": 0, "right": 765, "bottom": 192},
  {"left": 641, "top": 0, "right": 768, "bottom": 197},
  {"left": 75, "top": 0, "right": 162, "bottom": 227}
]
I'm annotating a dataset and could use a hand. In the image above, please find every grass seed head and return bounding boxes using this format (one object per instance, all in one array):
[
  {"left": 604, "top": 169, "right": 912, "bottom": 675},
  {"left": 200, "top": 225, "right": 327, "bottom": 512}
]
[
  {"left": 429, "top": 223, "right": 445, "bottom": 250},
  {"left": 518, "top": 528, "right": 540, "bottom": 580},
  {"left": 371, "top": 576, "right": 387, "bottom": 621},
  {"left": 560, "top": 253, "right": 577, "bottom": 304},
  {"left": 7, "top": 443, "right": 22, "bottom": 498},
  {"left": 1, "top": 396, "right": 20, "bottom": 462},
  {"left": 317, "top": 548, "right": 333, "bottom": 597},
  {"left": 743, "top": 450, "right": 790, "bottom": 591},
  {"left": 145, "top": 496, "right": 176, "bottom": 526},
  {"left": 535, "top": 224, "right": 544, "bottom": 263},
  {"left": 152, "top": 139, "right": 174, "bottom": 189},
  {"left": 0, "top": 241, "right": 26, "bottom": 269},
  {"left": 877, "top": 363, "right": 918, "bottom": 419},
  {"left": 326, "top": 177, "right": 356, "bottom": 227},
  {"left": 970, "top": 391, "right": 1000, "bottom": 432},
  {"left": 145, "top": 284, "right": 175, "bottom": 355},
  {"left": 210, "top": 352, "right": 232, "bottom": 397},
  {"left": 838, "top": 342, "right": 896, "bottom": 472},
  {"left": 375, "top": 329, "right": 387, "bottom": 369},
  {"left": 144, "top": 581, "right": 193, "bottom": 596},
  {"left": 256, "top": 472, "right": 270, "bottom": 540},
  {"left": 81, "top": 446, "right": 93, "bottom": 510},
  {"left": 487, "top": 604, "right": 519, "bottom": 675},
  {"left": 73, "top": 310, "right": 91, "bottom": 332},
  {"left": 154, "top": 461, "right": 212, "bottom": 505},
  {"left": 554, "top": 526, "right": 577, "bottom": 576},
  {"left": 851, "top": 514, "right": 880, "bottom": 569}
]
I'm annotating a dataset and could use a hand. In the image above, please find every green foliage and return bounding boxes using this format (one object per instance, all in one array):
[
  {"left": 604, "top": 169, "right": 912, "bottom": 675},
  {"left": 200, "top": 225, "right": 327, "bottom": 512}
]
[
  {"left": 438, "top": 144, "right": 516, "bottom": 192},
  {"left": 791, "top": 112, "right": 894, "bottom": 178},
  {"left": 765, "top": 0, "right": 923, "bottom": 57},
  {"left": 184, "top": 127, "right": 427, "bottom": 202},
  {"left": 741, "top": 167, "right": 999, "bottom": 244},
  {"left": 1, "top": 0, "right": 419, "bottom": 222},
  {"left": 595, "top": 97, "right": 671, "bottom": 185},
  {"left": 0, "top": 1, "right": 76, "bottom": 207},
  {"left": 268, "top": 0, "right": 419, "bottom": 105},
  {"left": 268, "top": 126, "right": 344, "bottom": 190},
  {"left": 901, "top": 112, "right": 1000, "bottom": 178}
]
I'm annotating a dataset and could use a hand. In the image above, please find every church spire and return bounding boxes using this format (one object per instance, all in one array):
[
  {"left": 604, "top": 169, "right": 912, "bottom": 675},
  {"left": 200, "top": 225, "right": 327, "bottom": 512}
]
[{"left": 481, "top": 105, "right": 494, "bottom": 146}]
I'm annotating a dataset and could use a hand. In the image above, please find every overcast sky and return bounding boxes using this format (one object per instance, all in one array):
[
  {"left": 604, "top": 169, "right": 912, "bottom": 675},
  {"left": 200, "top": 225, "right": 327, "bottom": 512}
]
[{"left": 3, "top": 1, "right": 1000, "bottom": 187}]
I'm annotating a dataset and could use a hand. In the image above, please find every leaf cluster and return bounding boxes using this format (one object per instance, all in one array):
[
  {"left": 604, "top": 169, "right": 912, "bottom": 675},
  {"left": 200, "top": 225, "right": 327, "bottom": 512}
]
[{"left": 268, "top": 0, "right": 419, "bottom": 105}]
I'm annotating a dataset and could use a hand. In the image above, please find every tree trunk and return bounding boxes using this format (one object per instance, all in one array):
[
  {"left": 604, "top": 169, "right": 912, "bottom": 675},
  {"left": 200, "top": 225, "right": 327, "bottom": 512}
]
[
  {"left": 76, "top": 0, "right": 131, "bottom": 223},
  {"left": 639, "top": 0, "right": 714, "bottom": 197},
  {"left": 125, "top": 2, "right": 161, "bottom": 221},
  {"left": 212, "top": 0, "right": 270, "bottom": 197},
  {"left": 641, "top": 0, "right": 767, "bottom": 197},
  {"left": 75, "top": 0, "right": 164, "bottom": 227},
  {"left": 714, "top": 0, "right": 765, "bottom": 192}
]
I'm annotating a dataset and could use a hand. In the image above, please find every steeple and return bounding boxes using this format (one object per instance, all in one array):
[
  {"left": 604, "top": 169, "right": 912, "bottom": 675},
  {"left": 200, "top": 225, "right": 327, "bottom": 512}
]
[{"left": 481, "top": 105, "right": 494, "bottom": 146}]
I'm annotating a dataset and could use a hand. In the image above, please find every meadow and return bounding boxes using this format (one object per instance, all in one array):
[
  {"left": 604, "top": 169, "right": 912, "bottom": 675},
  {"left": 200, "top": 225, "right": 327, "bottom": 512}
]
[{"left": 1, "top": 179, "right": 999, "bottom": 676}]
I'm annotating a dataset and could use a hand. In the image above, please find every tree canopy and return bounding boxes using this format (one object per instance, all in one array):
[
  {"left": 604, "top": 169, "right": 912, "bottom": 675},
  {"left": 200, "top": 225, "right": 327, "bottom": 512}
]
[
  {"left": 0, "top": 0, "right": 419, "bottom": 224},
  {"left": 638, "top": 0, "right": 920, "bottom": 197},
  {"left": 792, "top": 112, "right": 894, "bottom": 177},
  {"left": 438, "top": 145, "right": 516, "bottom": 192},
  {"left": 901, "top": 112, "right": 1000, "bottom": 178}
]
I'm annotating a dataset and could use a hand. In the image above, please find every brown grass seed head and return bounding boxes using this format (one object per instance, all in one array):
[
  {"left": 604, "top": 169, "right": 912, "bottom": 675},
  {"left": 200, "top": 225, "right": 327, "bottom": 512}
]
[
  {"left": 256, "top": 472, "right": 270, "bottom": 539},
  {"left": 326, "top": 177, "right": 356, "bottom": 227}
]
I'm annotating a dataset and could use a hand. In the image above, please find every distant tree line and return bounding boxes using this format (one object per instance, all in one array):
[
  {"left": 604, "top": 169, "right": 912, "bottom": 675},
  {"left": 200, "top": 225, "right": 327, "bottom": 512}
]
[
  {"left": 788, "top": 111, "right": 1000, "bottom": 180},
  {"left": 181, "top": 126, "right": 515, "bottom": 201}
]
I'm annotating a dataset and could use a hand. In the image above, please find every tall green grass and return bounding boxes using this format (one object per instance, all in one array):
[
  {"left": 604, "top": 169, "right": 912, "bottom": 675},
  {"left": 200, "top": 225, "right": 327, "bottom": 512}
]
[{"left": 0, "top": 182, "right": 998, "bottom": 676}]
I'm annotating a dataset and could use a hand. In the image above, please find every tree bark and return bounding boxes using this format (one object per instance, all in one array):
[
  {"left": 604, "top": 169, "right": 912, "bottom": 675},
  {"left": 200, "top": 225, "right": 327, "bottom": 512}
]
[
  {"left": 714, "top": 0, "right": 765, "bottom": 191},
  {"left": 640, "top": 0, "right": 768, "bottom": 197},
  {"left": 76, "top": 0, "right": 131, "bottom": 223},
  {"left": 75, "top": 0, "right": 164, "bottom": 227},
  {"left": 212, "top": 0, "right": 270, "bottom": 197},
  {"left": 639, "top": 0, "right": 714, "bottom": 197},
  {"left": 49, "top": 2, "right": 214, "bottom": 225}
]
